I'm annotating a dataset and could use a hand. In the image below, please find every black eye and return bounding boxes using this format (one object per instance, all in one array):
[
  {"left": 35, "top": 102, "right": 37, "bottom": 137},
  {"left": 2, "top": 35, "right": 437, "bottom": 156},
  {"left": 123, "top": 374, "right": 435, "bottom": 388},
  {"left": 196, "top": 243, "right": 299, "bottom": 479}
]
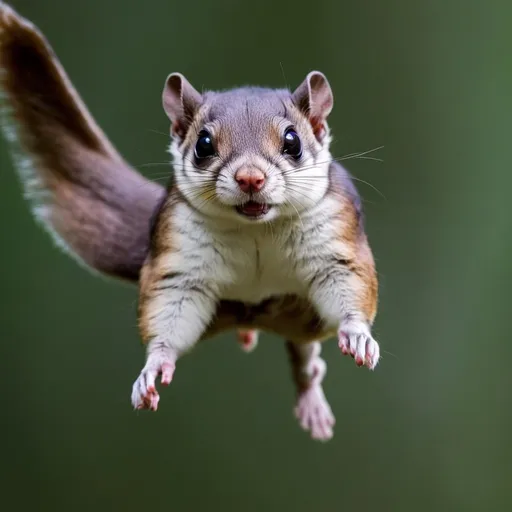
[
  {"left": 194, "top": 130, "right": 215, "bottom": 159},
  {"left": 282, "top": 128, "right": 302, "bottom": 159}
]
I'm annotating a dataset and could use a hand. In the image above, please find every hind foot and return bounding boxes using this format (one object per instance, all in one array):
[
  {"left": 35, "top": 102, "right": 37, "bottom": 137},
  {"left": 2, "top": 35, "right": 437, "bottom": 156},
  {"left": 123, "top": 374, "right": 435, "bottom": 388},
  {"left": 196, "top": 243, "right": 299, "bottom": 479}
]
[
  {"left": 295, "top": 385, "right": 335, "bottom": 441},
  {"left": 237, "top": 329, "right": 258, "bottom": 352}
]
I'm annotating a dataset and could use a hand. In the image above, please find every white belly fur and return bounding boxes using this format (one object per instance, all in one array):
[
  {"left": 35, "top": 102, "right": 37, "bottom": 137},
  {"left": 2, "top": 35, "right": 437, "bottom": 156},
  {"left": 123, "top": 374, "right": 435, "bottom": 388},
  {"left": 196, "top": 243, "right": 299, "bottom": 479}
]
[{"left": 221, "top": 233, "right": 306, "bottom": 304}]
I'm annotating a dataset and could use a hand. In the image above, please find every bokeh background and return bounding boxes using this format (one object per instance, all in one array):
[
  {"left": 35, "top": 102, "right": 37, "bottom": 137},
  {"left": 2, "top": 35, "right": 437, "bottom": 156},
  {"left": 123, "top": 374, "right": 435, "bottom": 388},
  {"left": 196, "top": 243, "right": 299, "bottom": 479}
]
[{"left": 1, "top": 0, "right": 511, "bottom": 510}]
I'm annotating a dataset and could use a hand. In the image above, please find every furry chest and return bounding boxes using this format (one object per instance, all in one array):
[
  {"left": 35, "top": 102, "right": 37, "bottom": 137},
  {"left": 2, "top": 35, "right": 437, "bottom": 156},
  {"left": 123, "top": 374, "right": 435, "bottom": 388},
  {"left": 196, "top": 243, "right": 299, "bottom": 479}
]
[{"left": 220, "top": 241, "right": 305, "bottom": 304}]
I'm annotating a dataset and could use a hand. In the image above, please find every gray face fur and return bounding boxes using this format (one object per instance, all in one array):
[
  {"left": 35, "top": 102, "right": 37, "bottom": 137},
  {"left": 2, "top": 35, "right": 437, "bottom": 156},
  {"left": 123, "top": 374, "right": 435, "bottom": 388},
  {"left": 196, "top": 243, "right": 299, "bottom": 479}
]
[{"left": 163, "top": 72, "right": 334, "bottom": 224}]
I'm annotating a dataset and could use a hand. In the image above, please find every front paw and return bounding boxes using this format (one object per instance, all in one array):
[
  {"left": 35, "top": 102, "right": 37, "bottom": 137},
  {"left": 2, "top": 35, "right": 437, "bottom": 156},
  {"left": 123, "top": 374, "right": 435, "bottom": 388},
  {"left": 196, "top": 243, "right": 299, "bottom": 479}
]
[
  {"left": 338, "top": 321, "right": 380, "bottom": 370},
  {"left": 131, "top": 351, "right": 175, "bottom": 411}
]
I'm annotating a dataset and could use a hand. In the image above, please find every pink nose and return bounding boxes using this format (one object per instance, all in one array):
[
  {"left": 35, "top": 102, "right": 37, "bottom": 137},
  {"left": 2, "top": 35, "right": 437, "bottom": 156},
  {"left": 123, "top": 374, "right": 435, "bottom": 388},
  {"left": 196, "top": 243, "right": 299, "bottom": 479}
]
[{"left": 235, "top": 168, "right": 266, "bottom": 194}]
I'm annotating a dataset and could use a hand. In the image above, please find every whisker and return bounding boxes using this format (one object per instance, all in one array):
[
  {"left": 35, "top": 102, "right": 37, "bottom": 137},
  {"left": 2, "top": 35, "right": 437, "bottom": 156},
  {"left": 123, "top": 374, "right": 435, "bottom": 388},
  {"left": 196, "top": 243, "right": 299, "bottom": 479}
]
[
  {"left": 281, "top": 157, "right": 377, "bottom": 176},
  {"left": 150, "top": 176, "right": 172, "bottom": 183},
  {"left": 381, "top": 350, "right": 398, "bottom": 359},
  {"left": 339, "top": 155, "right": 383, "bottom": 163},
  {"left": 280, "top": 146, "right": 385, "bottom": 176},
  {"left": 146, "top": 128, "right": 170, "bottom": 137},
  {"left": 264, "top": 216, "right": 276, "bottom": 245},
  {"left": 279, "top": 62, "right": 289, "bottom": 90},
  {"left": 342, "top": 145, "right": 384, "bottom": 159},
  {"left": 350, "top": 177, "right": 386, "bottom": 199},
  {"left": 180, "top": 190, "right": 218, "bottom": 225},
  {"left": 134, "top": 162, "right": 171, "bottom": 169},
  {"left": 285, "top": 184, "right": 319, "bottom": 203},
  {"left": 287, "top": 175, "right": 385, "bottom": 200},
  {"left": 288, "top": 198, "right": 305, "bottom": 231}
]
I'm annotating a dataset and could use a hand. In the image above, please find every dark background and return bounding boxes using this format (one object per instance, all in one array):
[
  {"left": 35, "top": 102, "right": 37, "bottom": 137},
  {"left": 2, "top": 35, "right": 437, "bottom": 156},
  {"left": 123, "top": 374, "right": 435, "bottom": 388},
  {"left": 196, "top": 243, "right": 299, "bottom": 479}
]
[{"left": 1, "top": 1, "right": 511, "bottom": 510}]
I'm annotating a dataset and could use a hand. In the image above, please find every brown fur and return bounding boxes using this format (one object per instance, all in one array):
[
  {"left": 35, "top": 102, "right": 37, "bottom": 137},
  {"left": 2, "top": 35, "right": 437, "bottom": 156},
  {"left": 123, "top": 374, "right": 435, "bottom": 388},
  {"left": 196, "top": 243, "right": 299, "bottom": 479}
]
[
  {"left": 138, "top": 193, "right": 181, "bottom": 343},
  {"left": 354, "top": 235, "right": 378, "bottom": 323},
  {"left": 285, "top": 341, "right": 318, "bottom": 393},
  {"left": 204, "top": 295, "right": 331, "bottom": 344},
  {"left": 328, "top": 161, "right": 379, "bottom": 325},
  {"left": 338, "top": 200, "right": 378, "bottom": 325}
]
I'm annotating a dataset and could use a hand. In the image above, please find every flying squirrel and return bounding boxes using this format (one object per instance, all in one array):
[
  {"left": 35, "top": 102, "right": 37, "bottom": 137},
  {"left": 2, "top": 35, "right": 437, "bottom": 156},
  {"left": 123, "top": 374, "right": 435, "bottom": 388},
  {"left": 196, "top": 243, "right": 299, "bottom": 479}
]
[{"left": 0, "top": 3, "right": 379, "bottom": 441}]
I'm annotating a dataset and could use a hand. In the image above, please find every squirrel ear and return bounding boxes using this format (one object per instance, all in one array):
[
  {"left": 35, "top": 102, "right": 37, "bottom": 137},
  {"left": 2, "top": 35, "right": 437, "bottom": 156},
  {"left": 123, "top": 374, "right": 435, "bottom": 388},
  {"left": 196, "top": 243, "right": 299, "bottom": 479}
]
[
  {"left": 162, "top": 73, "right": 203, "bottom": 138},
  {"left": 292, "top": 71, "right": 333, "bottom": 140}
]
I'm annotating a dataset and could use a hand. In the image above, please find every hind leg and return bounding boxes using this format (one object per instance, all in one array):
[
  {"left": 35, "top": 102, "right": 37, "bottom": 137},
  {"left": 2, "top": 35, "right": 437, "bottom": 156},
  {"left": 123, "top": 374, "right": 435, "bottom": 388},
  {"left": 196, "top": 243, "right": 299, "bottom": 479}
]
[{"left": 286, "top": 341, "right": 335, "bottom": 441}]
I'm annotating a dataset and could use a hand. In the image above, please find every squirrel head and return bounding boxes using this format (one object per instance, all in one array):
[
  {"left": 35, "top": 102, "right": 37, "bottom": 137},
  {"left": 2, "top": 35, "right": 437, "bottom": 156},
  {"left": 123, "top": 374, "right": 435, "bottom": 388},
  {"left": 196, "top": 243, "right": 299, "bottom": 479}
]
[{"left": 162, "top": 71, "right": 334, "bottom": 223}]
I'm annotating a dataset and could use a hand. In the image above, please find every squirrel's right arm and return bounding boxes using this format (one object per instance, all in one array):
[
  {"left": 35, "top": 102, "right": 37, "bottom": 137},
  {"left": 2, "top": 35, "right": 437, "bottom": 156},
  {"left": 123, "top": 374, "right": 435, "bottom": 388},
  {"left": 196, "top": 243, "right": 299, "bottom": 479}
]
[{"left": 0, "top": 3, "right": 165, "bottom": 282}]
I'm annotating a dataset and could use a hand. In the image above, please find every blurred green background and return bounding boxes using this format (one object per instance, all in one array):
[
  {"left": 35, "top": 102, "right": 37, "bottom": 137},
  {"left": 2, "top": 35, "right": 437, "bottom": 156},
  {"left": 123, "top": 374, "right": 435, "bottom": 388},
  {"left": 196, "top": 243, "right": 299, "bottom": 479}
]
[{"left": 1, "top": 0, "right": 511, "bottom": 510}]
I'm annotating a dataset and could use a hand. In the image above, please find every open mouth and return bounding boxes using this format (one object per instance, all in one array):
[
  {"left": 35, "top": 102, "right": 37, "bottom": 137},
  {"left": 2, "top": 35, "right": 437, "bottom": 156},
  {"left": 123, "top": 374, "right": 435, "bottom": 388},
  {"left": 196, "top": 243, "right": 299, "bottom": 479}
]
[{"left": 235, "top": 201, "right": 271, "bottom": 218}]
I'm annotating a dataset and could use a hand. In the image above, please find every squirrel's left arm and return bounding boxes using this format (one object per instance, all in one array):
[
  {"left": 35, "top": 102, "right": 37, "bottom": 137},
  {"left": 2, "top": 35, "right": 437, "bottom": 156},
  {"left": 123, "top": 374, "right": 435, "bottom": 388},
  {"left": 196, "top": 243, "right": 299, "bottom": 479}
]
[{"left": 305, "top": 163, "right": 379, "bottom": 369}]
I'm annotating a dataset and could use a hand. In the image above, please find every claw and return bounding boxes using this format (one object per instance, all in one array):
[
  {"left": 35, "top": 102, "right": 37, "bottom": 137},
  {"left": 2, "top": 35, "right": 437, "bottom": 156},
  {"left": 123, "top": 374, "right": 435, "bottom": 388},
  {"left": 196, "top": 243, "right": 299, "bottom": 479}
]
[{"left": 131, "top": 351, "right": 176, "bottom": 410}]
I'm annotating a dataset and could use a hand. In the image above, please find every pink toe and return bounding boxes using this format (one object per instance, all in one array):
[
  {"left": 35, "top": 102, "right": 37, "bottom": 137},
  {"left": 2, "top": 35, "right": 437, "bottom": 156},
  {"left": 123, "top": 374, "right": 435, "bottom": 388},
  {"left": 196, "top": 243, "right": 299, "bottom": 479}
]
[
  {"left": 338, "top": 337, "right": 349, "bottom": 355},
  {"left": 240, "top": 332, "right": 253, "bottom": 344},
  {"left": 365, "top": 352, "right": 376, "bottom": 368},
  {"left": 160, "top": 363, "right": 175, "bottom": 385},
  {"left": 150, "top": 394, "right": 159, "bottom": 411}
]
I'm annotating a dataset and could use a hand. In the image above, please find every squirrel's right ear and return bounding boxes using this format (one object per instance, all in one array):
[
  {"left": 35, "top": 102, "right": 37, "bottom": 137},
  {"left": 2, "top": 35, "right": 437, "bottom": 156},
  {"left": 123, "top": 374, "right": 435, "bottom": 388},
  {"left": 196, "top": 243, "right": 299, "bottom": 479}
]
[
  {"left": 292, "top": 71, "right": 333, "bottom": 141},
  {"left": 162, "top": 73, "right": 203, "bottom": 138}
]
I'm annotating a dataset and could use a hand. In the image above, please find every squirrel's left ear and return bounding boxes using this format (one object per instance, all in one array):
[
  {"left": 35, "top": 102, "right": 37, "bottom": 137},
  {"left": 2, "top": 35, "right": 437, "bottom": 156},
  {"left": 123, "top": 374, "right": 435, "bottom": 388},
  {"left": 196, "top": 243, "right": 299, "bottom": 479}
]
[{"left": 292, "top": 71, "right": 333, "bottom": 141}]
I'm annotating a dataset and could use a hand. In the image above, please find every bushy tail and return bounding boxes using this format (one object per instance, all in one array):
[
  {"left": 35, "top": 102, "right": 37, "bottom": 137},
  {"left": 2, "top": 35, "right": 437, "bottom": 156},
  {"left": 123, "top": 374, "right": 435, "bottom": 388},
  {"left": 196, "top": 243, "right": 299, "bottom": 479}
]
[{"left": 0, "top": 2, "right": 165, "bottom": 282}]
